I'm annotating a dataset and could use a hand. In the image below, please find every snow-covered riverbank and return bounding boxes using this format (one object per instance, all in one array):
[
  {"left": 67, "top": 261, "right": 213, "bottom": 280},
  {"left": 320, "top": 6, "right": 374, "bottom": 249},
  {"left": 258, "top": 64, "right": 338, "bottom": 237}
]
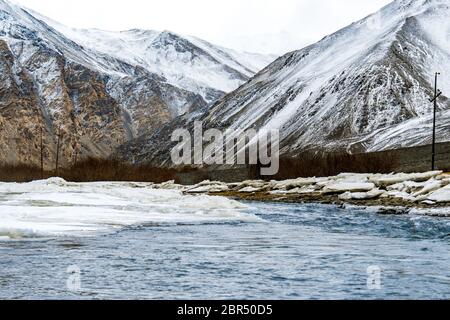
[
  {"left": 1, "top": 171, "right": 449, "bottom": 241},
  {"left": 149, "top": 171, "right": 450, "bottom": 217}
]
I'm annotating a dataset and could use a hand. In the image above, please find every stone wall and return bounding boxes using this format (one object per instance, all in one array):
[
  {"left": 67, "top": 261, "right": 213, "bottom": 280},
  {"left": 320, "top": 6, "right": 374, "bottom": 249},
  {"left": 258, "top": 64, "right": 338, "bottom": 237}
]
[
  {"left": 175, "top": 143, "right": 450, "bottom": 184},
  {"left": 376, "top": 142, "right": 450, "bottom": 173}
]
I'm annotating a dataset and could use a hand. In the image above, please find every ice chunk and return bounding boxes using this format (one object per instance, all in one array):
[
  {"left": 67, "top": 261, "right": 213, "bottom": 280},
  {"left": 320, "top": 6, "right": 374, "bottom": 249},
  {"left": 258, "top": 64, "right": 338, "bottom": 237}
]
[
  {"left": 334, "top": 173, "right": 370, "bottom": 182},
  {"left": 322, "top": 182, "right": 375, "bottom": 194},
  {"left": 382, "top": 190, "right": 416, "bottom": 201},
  {"left": 427, "top": 185, "right": 450, "bottom": 203},
  {"left": 287, "top": 186, "right": 318, "bottom": 194},
  {"left": 0, "top": 179, "right": 260, "bottom": 239},
  {"left": 185, "top": 181, "right": 229, "bottom": 193},
  {"left": 239, "top": 186, "right": 264, "bottom": 193},
  {"left": 186, "top": 184, "right": 229, "bottom": 194},
  {"left": 370, "top": 171, "right": 442, "bottom": 187},
  {"left": 412, "top": 180, "right": 443, "bottom": 197},
  {"left": 338, "top": 189, "right": 384, "bottom": 201},
  {"left": 235, "top": 180, "right": 268, "bottom": 190},
  {"left": 269, "top": 178, "right": 317, "bottom": 190},
  {"left": 155, "top": 180, "right": 186, "bottom": 190}
]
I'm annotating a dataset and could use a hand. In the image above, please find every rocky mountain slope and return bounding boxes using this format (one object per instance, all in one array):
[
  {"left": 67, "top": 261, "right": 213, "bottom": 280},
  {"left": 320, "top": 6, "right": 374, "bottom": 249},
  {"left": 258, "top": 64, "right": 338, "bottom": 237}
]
[
  {"left": 119, "top": 0, "right": 450, "bottom": 167},
  {"left": 0, "top": 0, "right": 273, "bottom": 168}
]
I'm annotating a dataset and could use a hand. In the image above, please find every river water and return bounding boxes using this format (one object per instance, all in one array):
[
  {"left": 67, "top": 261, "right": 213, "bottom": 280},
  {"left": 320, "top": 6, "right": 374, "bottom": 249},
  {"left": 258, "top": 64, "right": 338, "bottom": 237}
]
[{"left": 0, "top": 179, "right": 449, "bottom": 299}]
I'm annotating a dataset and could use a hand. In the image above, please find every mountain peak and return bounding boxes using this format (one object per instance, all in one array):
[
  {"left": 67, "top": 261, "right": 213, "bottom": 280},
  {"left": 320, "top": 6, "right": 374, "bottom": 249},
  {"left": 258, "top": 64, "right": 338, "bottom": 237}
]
[
  {"left": 0, "top": 0, "right": 16, "bottom": 12},
  {"left": 391, "top": 0, "right": 448, "bottom": 12},
  {"left": 152, "top": 30, "right": 185, "bottom": 45},
  {"left": 0, "top": 0, "right": 275, "bottom": 166},
  {"left": 158, "top": 0, "right": 449, "bottom": 157}
]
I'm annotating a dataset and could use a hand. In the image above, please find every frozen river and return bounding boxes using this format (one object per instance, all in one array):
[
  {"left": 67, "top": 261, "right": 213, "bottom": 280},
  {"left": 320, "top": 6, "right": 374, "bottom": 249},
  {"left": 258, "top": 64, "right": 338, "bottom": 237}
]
[{"left": 0, "top": 178, "right": 449, "bottom": 299}]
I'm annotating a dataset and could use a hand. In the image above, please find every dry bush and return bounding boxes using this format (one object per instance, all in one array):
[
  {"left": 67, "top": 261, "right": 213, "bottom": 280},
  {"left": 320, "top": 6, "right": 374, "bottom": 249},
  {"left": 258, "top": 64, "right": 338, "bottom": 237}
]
[
  {"left": 0, "top": 158, "right": 180, "bottom": 183},
  {"left": 271, "top": 151, "right": 398, "bottom": 180},
  {"left": 0, "top": 164, "right": 47, "bottom": 182},
  {"left": 0, "top": 152, "right": 399, "bottom": 183}
]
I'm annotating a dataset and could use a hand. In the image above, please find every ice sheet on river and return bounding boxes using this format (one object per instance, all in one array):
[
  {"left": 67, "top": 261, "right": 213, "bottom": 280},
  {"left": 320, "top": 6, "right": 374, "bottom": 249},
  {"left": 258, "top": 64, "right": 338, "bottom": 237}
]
[{"left": 0, "top": 178, "right": 259, "bottom": 240}]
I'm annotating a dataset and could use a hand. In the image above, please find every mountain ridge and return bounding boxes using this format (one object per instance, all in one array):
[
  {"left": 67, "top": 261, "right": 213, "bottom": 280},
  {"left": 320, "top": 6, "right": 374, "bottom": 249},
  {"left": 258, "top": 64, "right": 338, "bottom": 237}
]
[
  {"left": 116, "top": 0, "right": 450, "bottom": 167},
  {"left": 0, "top": 0, "right": 274, "bottom": 167}
]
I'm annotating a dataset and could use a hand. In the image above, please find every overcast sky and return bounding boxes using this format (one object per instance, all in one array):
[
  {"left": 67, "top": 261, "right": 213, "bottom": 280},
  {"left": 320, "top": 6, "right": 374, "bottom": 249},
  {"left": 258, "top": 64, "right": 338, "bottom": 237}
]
[{"left": 12, "top": 0, "right": 392, "bottom": 55}]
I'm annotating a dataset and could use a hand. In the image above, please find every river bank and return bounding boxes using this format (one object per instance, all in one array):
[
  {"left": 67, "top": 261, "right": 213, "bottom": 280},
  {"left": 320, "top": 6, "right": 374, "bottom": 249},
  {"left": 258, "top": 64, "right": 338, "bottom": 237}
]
[{"left": 169, "top": 171, "right": 450, "bottom": 217}]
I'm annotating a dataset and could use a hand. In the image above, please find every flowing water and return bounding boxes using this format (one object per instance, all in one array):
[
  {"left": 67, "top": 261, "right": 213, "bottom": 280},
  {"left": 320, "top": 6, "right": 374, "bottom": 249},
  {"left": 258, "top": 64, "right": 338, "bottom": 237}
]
[{"left": 0, "top": 178, "right": 449, "bottom": 299}]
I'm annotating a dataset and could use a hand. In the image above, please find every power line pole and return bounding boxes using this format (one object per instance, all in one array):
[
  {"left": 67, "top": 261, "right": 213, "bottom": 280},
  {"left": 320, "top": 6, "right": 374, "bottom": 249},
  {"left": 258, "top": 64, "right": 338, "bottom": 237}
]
[
  {"left": 40, "top": 126, "right": 44, "bottom": 180},
  {"left": 430, "top": 72, "right": 442, "bottom": 171},
  {"left": 55, "top": 126, "right": 63, "bottom": 176}
]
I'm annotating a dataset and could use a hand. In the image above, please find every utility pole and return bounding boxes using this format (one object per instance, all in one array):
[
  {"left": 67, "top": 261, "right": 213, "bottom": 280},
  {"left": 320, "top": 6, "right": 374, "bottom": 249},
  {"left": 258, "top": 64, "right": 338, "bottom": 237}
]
[
  {"left": 55, "top": 126, "right": 63, "bottom": 176},
  {"left": 73, "top": 148, "right": 78, "bottom": 167},
  {"left": 40, "top": 126, "right": 44, "bottom": 180},
  {"left": 430, "top": 72, "right": 442, "bottom": 171}
]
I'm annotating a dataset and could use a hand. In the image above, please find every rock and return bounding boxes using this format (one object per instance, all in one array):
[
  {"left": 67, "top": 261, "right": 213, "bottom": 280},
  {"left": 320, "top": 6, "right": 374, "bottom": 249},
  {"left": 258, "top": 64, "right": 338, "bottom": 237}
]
[{"left": 377, "top": 208, "right": 410, "bottom": 215}]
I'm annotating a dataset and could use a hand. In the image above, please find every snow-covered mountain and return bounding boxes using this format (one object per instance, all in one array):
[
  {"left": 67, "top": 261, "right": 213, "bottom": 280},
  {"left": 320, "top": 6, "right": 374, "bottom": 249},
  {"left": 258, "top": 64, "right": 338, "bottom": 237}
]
[
  {"left": 118, "top": 0, "right": 450, "bottom": 166},
  {"left": 0, "top": 0, "right": 273, "bottom": 167},
  {"left": 30, "top": 13, "right": 275, "bottom": 104}
]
